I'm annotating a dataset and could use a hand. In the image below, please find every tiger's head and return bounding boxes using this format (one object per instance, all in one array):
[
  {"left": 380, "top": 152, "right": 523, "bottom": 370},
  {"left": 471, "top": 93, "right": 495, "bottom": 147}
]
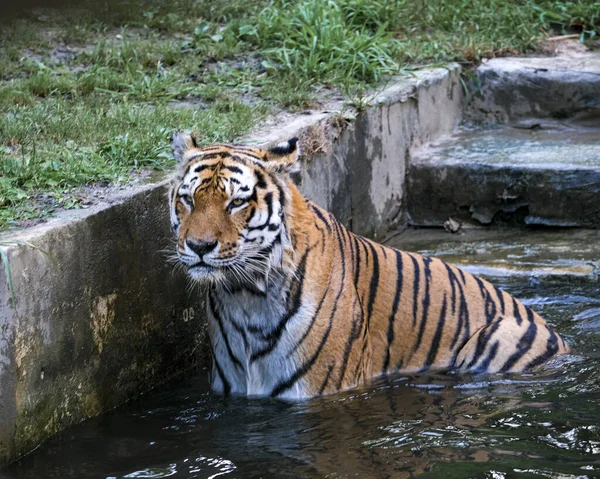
[{"left": 168, "top": 132, "right": 300, "bottom": 285}]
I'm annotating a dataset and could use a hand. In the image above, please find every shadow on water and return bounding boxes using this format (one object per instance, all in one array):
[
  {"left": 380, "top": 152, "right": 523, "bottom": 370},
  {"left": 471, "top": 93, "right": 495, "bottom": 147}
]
[{"left": 4, "top": 280, "right": 600, "bottom": 479}]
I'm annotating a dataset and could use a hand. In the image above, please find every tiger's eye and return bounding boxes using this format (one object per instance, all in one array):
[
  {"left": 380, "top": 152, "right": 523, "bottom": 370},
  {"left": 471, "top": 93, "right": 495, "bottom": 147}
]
[{"left": 230, "top": 198, "right": 245, "bottom": 207}]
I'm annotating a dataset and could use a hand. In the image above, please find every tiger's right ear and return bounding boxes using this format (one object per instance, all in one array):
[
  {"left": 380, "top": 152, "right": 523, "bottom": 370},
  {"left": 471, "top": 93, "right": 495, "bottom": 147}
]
[
  {"left": 263, "top": 137, "right": 301, "bottom": 174},
  {"left": 170, "top": 131, "right": 198, "bottom": 164}
]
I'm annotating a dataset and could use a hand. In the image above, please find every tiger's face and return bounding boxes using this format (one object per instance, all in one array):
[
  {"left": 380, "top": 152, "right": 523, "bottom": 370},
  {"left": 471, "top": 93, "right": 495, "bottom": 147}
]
[{"left": 168, "top": 132, "right": 300, "bottom": 283}]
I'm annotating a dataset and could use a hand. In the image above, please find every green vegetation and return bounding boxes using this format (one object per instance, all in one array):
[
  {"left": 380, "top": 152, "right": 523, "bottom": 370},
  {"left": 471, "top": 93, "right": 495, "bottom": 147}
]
[{"left": 1, "top": 0, "right": 599, "bottom": 229}]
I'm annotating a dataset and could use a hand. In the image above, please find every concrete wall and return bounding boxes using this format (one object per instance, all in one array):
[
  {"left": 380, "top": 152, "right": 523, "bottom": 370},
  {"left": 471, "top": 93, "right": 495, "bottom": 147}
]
[
  {"left": 0, "top": 186, "right": 209, "bottom": 464},
  {"left": 0, "top": 65, "right": 463, "bottom": 465},
  {"left": 281, "top": 68, "right": 463, "bottom": 239}
]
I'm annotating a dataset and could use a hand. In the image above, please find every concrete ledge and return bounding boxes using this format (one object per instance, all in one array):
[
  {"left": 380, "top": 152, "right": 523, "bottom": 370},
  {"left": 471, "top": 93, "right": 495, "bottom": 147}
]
[
  {"left": 408, "top": 161, "right": 600, "bottom": 227},
  {"left": 407, "top": 120, "right": 600, "bottom": 227},
  {"left": 0, "top": 65, "right": 463, "bottom": 464},
  {"left": 465, "top": 52, "right": 600, "bottom": 123}
]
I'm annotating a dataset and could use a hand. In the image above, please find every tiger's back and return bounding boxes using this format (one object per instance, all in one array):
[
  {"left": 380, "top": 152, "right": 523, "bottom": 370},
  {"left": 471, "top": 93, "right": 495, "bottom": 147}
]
[
  {"left": 280, "top": 202, "right": 569, "bottom": 396},
  {"left": 168, "top": 133, "right": 569, "bottom": 399}
]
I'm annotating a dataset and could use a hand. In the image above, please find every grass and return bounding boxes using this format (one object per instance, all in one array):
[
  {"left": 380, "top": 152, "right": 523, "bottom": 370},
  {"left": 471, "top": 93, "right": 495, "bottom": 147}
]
[{"left": 1, "top": 0, "right": 599, "bottom": 230}]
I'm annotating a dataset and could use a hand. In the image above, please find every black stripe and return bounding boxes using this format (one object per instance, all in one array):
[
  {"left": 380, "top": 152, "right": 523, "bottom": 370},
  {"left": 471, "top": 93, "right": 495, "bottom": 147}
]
[
  {"left": 273, "top": 176, "right": 287, "bottom": 210},
  {"left": 230, "top": 154, "right": 251, "bottom": 166},
  {"left": 270, "top": 303, "right": 334, "bottom": 398},
  {"left": 318, "top": 362, "right": 336, "bottom": 395},
  {"left": 358, "top": 239, "right": 380, "bottom": 373},
  {"left": 222, "top": 164, "right": 243, "bottom": 174},
  {"left": 249, "top": 247, "right": 310, "bottom": 362},
  {"left": 228, "top": 316, "right": 249, "bottom": 352},
  {"left": 382, "top": 250, "right": 403, "bottom": 373},
  {"left": 184, "top": 152, "right": 204, "bottom": 162},
  {"left": 459, "top": 285, "right": 471, "bottom": 346},
  {"left": 353, "top": 236, "right": 362, "bottom": 288},
  {"left": 423, "top": 294, "right": 448, "bottom": 369},
  {"left": 246, "top": 191, "right": 273, "bottom": 233},
  {"left": 343, "top": 222, "right": 355, "bottom": 266},
  {"left": 361, "top": 238, "right": 370, "bottom": 268},
  {"left": 271, "top": 223, "right": 346, "bottom": 397},
  {"left": 365, "top": 241, "right": 380, "bottom": 323},
  {"left": 525, "top": 327, "right": 559, "bottom": 369},
  {"left": 395, "top": 358, "right": 404, "bottom": 371},
  {"left": 512, "top": 297, "right": 524, "bottom": 325},
  {"left": 446, "top": 264, "right": 457, "bottom": 315},
  {"left": 500, "top": 318, "right": 538, "bottom": 372},
  {"left": 269, "top": 138, "right": 298, "bottom": 155},
  {"left": 194, "top": 163, "right": 218, "bottom": 173},
  {"left": 526, "top": 306, "right": 535, "bottom": 324},
  {"left": 208, "top": 294, "right": 244, "bottom": 371},
  {"left": 334, "top": 224, "right": 363, "bottom": 390},
  {"left": 287, "top": 274, "right": 330, "bottom": 357},
  {"left": 209, "top": 340, "right": 231, "bottom": 396},
  {"left": 476, "top": 340, "right": 500, "bottom": 372},
  {"left": 409, "top": 254, "right": 421, "bottom": 327},
  {"left": 337, "top": 315, "right": 362, "bottom": 389},
  {"left": 493, "top": 286, "right": 506, "bottom": 315},
  {"left": 474, "top": 277, "right": 496, "bottom": 325},
  {"left": 231, "top": 145, "right": 264, "bottom": 155},
  {"left": 413, "top": 256, "right": 432, "bottom": 352},
  {"left": 444, "top": 263, "right": 468, "bottom": 349},
  {"left": 254, "top": 170, "right": 267, "bottom": 189},
  {"left": 310, "top": 203, "right": 332, "bottom": 233},
  {"left": 466, "top": 319, "right": 503, "bottom": 369},
  {"left": 198, "top": 144, "right": 230, "bottom": 151},
  {"left": 199, "top": 151, "right": 230, "bottom": 161}
]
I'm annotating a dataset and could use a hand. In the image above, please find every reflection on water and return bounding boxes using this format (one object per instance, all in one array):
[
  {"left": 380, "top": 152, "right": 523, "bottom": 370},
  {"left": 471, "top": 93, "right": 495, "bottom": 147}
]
[{"left": 4, "top": 281, "right": 600, "bottom": 479}]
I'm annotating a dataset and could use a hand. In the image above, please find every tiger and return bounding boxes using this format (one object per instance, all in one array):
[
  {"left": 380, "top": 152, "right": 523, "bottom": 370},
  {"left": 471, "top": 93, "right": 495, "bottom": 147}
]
[{"left": 168, "top": 131, "right": 570, "bottom": 400}]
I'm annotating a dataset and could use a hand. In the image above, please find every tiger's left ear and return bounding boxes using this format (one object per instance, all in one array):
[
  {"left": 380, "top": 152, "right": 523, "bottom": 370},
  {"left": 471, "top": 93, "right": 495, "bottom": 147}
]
[
  {"left": 170, "top": 131, "right": 199, "bottom": 164},
  {"left": 263, "top": 137, "right": 300, "bottom": 174}
]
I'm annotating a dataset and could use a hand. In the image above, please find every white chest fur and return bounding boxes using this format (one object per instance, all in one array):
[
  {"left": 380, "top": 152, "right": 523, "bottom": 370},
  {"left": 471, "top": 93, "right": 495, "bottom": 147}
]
[{"left": 207, "top": 283, "right": 313, "bottom": 399}]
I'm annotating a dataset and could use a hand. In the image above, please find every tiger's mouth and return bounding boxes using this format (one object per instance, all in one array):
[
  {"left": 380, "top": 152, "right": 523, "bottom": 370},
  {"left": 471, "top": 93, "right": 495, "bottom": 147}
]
[
  {"left": 188, "top": 262, "right": 213, "bottom": 271},
  {"left": 186, "top": 261, "right": 221, "bottom": 281}
]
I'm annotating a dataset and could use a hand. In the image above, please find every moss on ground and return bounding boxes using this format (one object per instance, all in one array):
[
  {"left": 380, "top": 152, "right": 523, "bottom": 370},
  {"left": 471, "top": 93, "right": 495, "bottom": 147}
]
[{"left": 1, "top": 0, "right": 598, "bottom": 229}]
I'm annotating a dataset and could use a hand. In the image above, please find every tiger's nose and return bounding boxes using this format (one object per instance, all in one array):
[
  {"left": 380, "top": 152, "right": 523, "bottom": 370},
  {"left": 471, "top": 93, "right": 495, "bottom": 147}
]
[{"left": 186, "top": 239, "right": 218, "bottom": 258}]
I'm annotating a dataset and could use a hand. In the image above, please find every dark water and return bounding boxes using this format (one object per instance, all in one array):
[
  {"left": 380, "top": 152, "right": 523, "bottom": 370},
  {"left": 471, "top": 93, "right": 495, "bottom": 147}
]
[{"left": 4, "top": 278, "right": 600, "bottom": 479}]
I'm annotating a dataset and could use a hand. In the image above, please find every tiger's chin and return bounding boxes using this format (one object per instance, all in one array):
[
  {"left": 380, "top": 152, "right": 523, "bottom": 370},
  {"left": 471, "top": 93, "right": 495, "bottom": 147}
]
[{"left": 186, "top": 264, "right": 226, "bottom": 283}]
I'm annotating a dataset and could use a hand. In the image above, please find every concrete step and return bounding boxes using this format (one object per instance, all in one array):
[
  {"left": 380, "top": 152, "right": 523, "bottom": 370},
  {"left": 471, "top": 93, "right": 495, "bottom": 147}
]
[
  {"left": 465, "top": 51, "right": 600, "bottom": 124},
  {"left": 407, "top": 119, "right": 600, "bottom": 227},
  {"left": 387, "top": 227, "right": 600, "bottom": 283}
]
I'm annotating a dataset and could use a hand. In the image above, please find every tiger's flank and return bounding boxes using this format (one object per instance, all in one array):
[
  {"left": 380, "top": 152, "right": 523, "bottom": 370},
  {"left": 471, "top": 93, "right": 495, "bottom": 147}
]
[{"left": 167, "top": 132, "right": 570, "bottom": 400}]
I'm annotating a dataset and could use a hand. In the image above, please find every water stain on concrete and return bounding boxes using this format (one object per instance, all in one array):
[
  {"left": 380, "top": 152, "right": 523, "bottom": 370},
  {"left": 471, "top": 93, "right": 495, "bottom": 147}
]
[{"left": 90, "top": 294, "right": 117, "bottom": 355}]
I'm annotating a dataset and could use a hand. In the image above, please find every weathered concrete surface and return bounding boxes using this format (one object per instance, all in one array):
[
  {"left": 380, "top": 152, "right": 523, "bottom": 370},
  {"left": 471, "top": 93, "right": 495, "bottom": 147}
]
[
  {"left": 0, "top": 65, "right": 463, "bottom": 465},
  {"left": 0, "top": 185, "right": 209, "bottom": 465},
  {"left": 387, "top": 227, "right": 600, "bottom": 283},
  {"left": 250, "top": 66, "right": 464, "bottom": 238},
  {"left": 408, "top": 120, "right": 600, "bottom": 227},
  {"left": 465, "top": 52, "right": 600, "bottom": 124}
]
